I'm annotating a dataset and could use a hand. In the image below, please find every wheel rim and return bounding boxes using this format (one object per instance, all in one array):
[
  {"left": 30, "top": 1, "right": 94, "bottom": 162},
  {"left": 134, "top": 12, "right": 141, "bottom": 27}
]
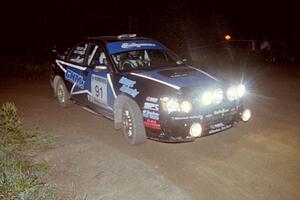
[
  {"left": 122, "top": 109, "right": 133, "bottom": 138},
  {"left": 57, "top": 84, "right": 65, "bottom": 103}
]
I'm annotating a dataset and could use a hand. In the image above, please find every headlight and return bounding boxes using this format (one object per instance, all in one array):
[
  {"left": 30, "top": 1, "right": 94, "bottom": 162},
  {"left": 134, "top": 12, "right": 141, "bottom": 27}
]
[
  {"left": 213, "top": 88, "right": 223, "bottom": 104},
  {"left": 226, "top": 86, "right": 238, "bottom": 101},
  {"left": 226, "top": 84, "right": 246, "bottom": 101},
  {"left": 181, "top": 101, "right": 192, "bottom": 113},
  {"left": 237, "top": 84, "right": 246, "bottom": 97},
  {"left": 166, "top": 99, "right": 180, "bottom": 113},
  {"left": 161, "top": 98, "right": 180, "bottom": 113},
  {"left": 201, "top": 89, "right": 223, "bottom": 105},
  {"left": 161, "top": 98, "right": 192, "bottom": 113},
  {"left": 201, "top": 91, "right": 213, "bottom": 105}
]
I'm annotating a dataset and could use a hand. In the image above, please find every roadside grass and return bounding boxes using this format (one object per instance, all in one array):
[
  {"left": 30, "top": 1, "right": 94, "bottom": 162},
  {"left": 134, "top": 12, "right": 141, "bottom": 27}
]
[
  {"left": 0, "top": 102, "right": 58, "bottom": 200},
  {"left": 0, "top": 102, "right": 94, "bottom": 200}
]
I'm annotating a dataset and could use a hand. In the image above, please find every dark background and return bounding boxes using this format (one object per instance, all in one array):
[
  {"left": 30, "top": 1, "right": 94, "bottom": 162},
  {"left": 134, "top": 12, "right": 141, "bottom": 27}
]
[{"left": 1, "top": 0, "right": 299, "bottom": 64}]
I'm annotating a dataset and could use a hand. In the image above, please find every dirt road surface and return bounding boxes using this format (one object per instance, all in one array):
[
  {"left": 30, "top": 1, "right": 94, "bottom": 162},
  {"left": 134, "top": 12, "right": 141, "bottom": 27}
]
[{"left": 0, "top": 64, "right": 300, "bottom": 200}]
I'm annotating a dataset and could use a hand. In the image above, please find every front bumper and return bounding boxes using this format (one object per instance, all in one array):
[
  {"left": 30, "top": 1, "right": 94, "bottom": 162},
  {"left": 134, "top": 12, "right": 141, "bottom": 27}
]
[{"left": 146, "top": 105, "right": 245, "bottom": 142}]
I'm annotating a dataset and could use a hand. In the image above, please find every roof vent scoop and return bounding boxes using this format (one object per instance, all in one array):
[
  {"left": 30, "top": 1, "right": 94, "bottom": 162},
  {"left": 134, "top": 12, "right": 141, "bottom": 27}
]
[{"left": 117, "top": 34, "right": 137, "bottom": 39}]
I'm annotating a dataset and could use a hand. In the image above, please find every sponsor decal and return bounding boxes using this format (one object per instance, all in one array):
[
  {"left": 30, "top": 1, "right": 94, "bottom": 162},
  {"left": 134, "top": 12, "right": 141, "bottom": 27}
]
[
  {"left": 205, "top": 113, "right": 213, "bottom": 118},
  {"left": 144, "top": 102, "right": 159, "bottom": 111},
  {"left": 213, "top": 108, "right": 229, "bottom": 115},
  {"left": 204, "top": 108, "right": 232, "bottom": 119},
  {"left": 146, "top": 96, "right": 158, "bottom": 103},
  {"left": 210, "top": 122, "right": 225, "bottom": 129},
  {"left": 121, "top": 42, "right": 156, "bottom": 49},
  {"left": 209, "top": 124, "right": 232, "bottom": 134},
  {"left": 143, "top": 110, "right": 159, "bottom": 120},
  {"left": 65, "top": 69, "right": 85, "bottom": 89},
  {"left": 230, "top": 107, "right": 236, "bottom": 112},
  {"left": 119, "top": 76, "right": 139, "bottom": 97},
  {"left": 173, "top": 115, "right": 204, "bottom": 120},
  {"left": 91, "top": 75, "right": 108, "bottom": 105},
  {"left": 144, "top": 119, "right": 161, "bottom": 130}
]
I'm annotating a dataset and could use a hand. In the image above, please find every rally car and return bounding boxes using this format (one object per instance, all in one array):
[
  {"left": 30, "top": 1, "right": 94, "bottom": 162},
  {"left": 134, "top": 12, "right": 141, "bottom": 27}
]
[{"left": 50, "top": 34, "right": 251, "bottom": 144}]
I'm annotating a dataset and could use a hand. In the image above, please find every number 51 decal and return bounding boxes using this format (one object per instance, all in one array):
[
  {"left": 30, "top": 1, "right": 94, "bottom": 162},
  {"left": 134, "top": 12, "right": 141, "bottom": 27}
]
[{"left": 91, "top": 74, "right": 107, "bottom": 105}]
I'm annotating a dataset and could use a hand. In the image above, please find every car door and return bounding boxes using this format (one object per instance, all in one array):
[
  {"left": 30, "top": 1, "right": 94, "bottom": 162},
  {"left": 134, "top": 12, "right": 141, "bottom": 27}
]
[
  {"left": 63, "top": 42, "right": 89, "bottom": 104},
  {"left": 83, "top": 43, "right": 115, "bottom": 113}
]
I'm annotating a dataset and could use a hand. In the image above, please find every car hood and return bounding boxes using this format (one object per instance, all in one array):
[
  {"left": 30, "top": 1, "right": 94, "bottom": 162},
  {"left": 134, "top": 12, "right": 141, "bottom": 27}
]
[{"left": 131, "top": 66, "right": 218, "bottom": 90}]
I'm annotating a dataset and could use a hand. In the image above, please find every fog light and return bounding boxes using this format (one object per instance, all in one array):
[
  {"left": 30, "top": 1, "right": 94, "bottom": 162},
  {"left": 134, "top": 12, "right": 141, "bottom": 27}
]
[
  {"left": 189, "top": 123, "right": 202, "bottom": 137},
  {"left": 241, "top": 109, "right": 251, "bottom": 122}
]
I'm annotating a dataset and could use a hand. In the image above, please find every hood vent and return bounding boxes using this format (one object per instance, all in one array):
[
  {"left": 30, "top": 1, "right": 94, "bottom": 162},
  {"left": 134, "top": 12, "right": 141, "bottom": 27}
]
[{"left": 157, "top": 68, "right": 196, "bottom": 78}]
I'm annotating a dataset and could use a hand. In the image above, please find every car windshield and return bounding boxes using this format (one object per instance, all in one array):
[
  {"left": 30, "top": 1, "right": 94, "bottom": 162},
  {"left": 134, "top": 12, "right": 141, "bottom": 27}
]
[{"left": 111, "top": 49, "right": 183, "bottom": 72}]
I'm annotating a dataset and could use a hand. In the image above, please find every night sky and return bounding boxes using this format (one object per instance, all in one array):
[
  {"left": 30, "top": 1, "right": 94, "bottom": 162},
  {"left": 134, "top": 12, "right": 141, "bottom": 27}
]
[{"left": 1, "top": 0, "right": 299, "bottom": 58}]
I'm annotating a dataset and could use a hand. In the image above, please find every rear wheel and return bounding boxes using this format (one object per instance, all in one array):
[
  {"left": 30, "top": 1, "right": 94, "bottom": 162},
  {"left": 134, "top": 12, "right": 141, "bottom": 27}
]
[
  {"left": 56, "top": 79, "right": 71, "bottom": 107},
  {"left": 122, "top": 100, "right": 146, "bottom": 145}
]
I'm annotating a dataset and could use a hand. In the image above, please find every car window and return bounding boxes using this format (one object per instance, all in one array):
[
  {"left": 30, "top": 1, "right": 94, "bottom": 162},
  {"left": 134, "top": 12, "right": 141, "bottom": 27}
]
[
  {"left": 111, "top": 49, "right": 180, "bottom": 72},
  {"left": 68, "top": 43, "right": 88, "bottom": 65},
  {"left": 86, "top": 44, "right": 108, "bottom": 68}
]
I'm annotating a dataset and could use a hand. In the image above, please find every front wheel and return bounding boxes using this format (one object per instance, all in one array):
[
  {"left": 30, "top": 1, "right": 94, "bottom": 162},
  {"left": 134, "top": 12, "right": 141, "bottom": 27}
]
[
  {"left": 122, "top": 100, "right": 146, "bottom": 145},
  {"left": 56, "top": 79, "right": 71, "bottom": 107}
]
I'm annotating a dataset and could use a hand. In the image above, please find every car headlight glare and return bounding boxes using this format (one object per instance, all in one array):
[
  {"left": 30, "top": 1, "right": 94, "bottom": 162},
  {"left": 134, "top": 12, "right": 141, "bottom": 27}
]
[
  {"left": 237, "top": 84, "right": 246, "bottom": 97},
  {"left": 201, "top": 91, "right": 213, "bottom": 105},
  {"left": 166, "top": 99, "right": 180, "bottom": 113},
  {"left": 161, "top": 98, "right": 192, "bottom": 113},
  {"left": 181, "top": 101, "right": 192, "bottom": 113},
  {"left": 213, "top": 88, "right": 223, "bottom": 104},
  {"left": 226, "top": 86, "right": 237, "bottom": 101},
  {"left": 201, "top": 89, "right": 224, "bottom": 105},
  {"left": 226, "top": 84, "right": 246, "bottom": 101}
]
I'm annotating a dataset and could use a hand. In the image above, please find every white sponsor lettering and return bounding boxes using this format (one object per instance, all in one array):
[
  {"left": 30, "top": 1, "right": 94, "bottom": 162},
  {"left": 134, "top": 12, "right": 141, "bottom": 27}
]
[
  {"left": 144, "top": 102, "right": 159, "bottom": 111},
  {"left": 121, "top": 43, "right": 156, "bottom": 49},
  {"left": 143, "top": 110, "right": 159, "bottom": 120}
]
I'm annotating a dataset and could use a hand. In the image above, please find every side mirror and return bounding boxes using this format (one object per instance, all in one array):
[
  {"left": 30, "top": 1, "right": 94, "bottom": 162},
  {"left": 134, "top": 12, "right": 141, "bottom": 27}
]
[{"left": 94, "top": 65, "right": 107, "bottom": 72}]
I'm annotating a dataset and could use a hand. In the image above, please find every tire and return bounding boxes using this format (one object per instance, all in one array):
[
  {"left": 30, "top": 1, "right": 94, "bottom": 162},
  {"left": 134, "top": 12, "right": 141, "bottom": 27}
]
[
  {"left": 121, "top": 99, "right": 146, "bottom": 145},
  {"left": 56, "top": 79, "right": 71, "bottom": 107}
]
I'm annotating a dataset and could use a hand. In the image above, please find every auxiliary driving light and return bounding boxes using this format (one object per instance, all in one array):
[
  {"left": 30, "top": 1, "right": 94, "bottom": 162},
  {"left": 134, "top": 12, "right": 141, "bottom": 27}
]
[
  {"left": 213, "top": 88, "right": 223, "bottom": 104},
  {"left": 181, "top": 101, "right": 192, "bottom": 113},
  {"left": 226, "top": 84, "right": 246, "bottom": 101},
  {"left": 201, "top": 91, "right": 213, "bottom": 105},
  {"left": 189, "top": 123, "right": 202, "bottom": 137},
  {"left": 237, "top": 84, "right": 246, "bottom": 98},
  {"left": 241, "top": 109, "right": 251, "bottom": 122}
]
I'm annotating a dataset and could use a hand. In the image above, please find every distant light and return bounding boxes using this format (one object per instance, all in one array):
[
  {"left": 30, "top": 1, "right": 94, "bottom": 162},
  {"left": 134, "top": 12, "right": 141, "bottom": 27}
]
[{"left": 225, "top": 34, "right": 231, "bottom": 40}]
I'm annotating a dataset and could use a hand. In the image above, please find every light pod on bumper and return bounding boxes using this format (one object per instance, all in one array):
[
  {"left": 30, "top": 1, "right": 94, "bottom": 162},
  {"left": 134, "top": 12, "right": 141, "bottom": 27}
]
[
  {"left": 189, "top": 123, "right": 202, "bottom": 137},
  {"left": 241, "top": 109, "right": 251, "bottom": 122}
]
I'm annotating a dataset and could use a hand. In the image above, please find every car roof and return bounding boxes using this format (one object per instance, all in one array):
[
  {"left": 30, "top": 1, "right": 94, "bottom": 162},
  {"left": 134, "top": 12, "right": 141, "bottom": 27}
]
[{"left": 84, "top": 35, "right": 153, "bottom": 43}]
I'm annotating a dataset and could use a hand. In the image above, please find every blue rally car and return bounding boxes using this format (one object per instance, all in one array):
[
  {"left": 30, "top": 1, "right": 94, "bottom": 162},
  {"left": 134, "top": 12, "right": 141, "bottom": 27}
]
[{"left": 50, "top": 34, "right": 251, "bottom": 144}]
